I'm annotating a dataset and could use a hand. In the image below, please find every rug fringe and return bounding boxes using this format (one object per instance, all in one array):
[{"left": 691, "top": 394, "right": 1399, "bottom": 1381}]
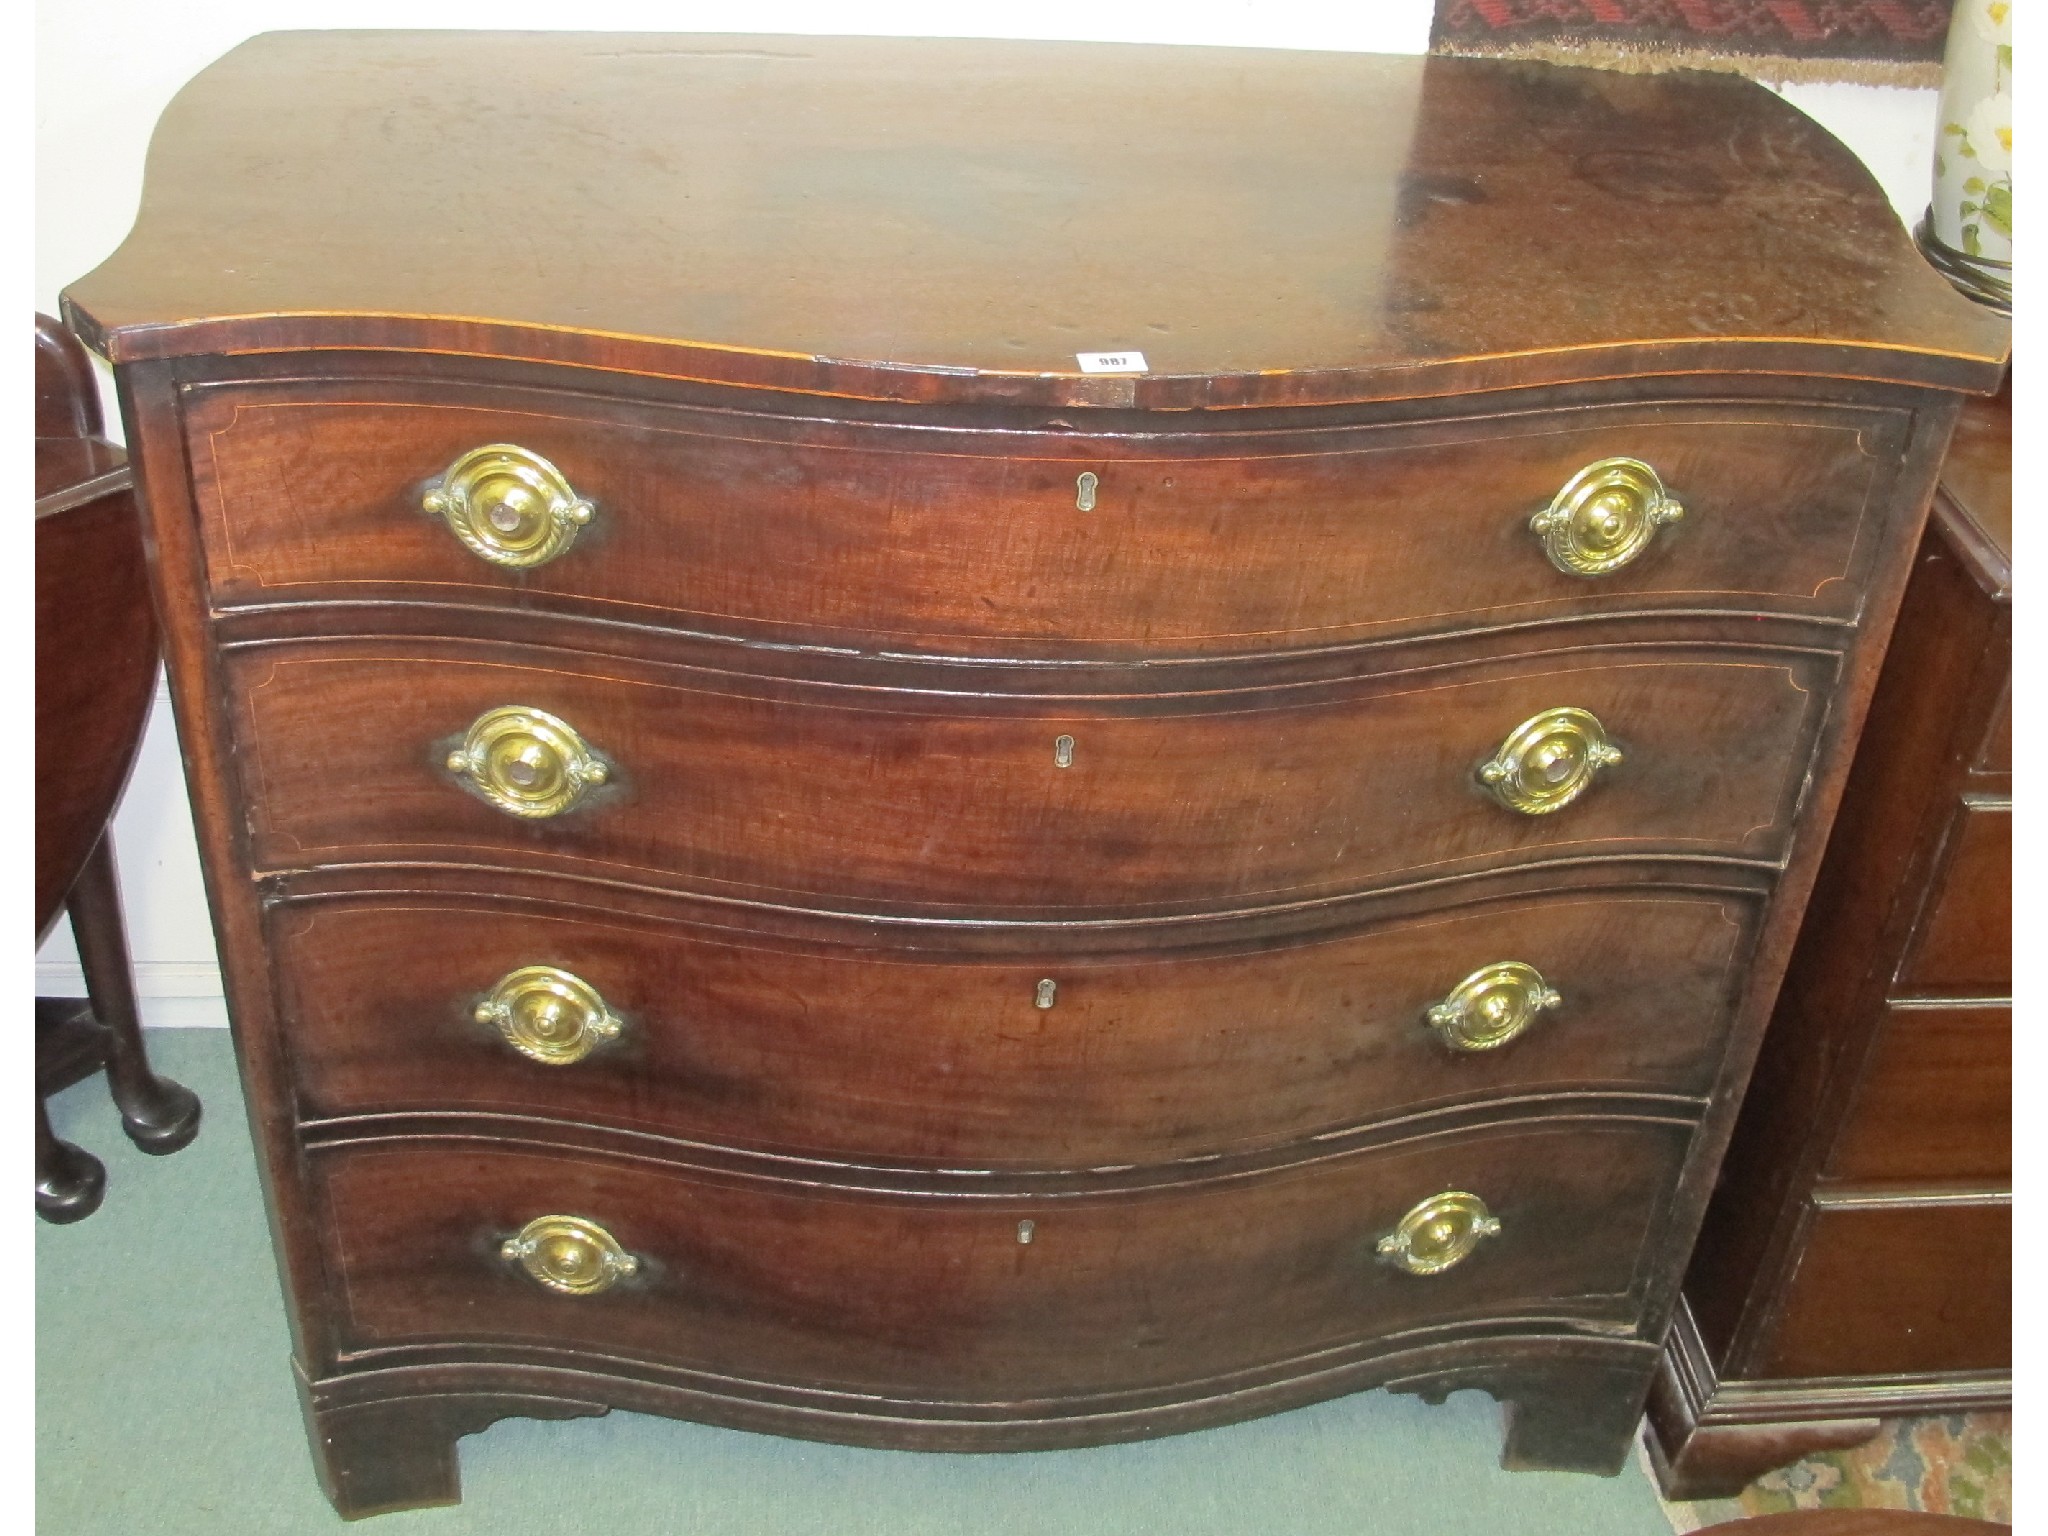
[{"left": 1431, "top": 38, "right": 1942, "bottom": 89}]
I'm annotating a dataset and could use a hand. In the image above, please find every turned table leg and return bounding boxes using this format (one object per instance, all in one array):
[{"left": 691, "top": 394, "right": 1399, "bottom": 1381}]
[
  {"left": 36, "top": 1095, "right": 105, "bottom": 1224},
  {"left": 67, "top": 832, "right": 201, "bottom": 1155}
]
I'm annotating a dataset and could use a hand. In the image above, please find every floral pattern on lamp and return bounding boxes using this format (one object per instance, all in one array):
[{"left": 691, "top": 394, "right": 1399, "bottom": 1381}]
[{"left": 1920, "top": 1, "right": 2012, "bottom": 311}]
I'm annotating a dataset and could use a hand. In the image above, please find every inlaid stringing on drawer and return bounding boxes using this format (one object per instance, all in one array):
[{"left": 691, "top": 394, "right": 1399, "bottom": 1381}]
[
  {"left": 228, "top": 639, "right": 1833, "bottom": 915},
  {"left": 275, "top": 888, "right": 1755, "bottom": 1166},
  {"left": 316, "top": 1116, "right": 1690, "bottom": 1396},
  {"left": 185, "top": 377, "right": 1903, "bottom": 655}
]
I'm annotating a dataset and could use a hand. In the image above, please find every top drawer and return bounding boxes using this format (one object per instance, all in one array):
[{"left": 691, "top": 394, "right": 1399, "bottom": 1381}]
[{"left": 185, "top": 377, "right": 1902, "bottom": 657}]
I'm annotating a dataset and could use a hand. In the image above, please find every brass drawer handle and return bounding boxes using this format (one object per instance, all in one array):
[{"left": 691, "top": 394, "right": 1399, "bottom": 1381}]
[
  {"left": 423, "top": 443, "right": 595, "bottom": 569},
  {"left": 446, "top": 705, "right": 609, "bottom": 819},
  {"left": 1376, "top": 1191, "right": 1501, "bottom": 1275},
  {"left": 476, "top": 965, "right": 624, "bottom": 1066},
  {"left": 1529, "top": 457, "right": 1684, "bottom": 577},
  {"left": 1477, "top": 706, "right": 1622, "bottom": 816},
  {"left": 1426, "top": 961, "right": 1561, "bottom": 1052},
  {"left": 501, "top": 1215, "right": 640, "bottom": 1295}
]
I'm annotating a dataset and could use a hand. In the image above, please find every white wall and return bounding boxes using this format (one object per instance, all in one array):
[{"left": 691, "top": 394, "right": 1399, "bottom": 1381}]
[{"left": 33, "top": 3, "right": 1944, "bottom": 1025}]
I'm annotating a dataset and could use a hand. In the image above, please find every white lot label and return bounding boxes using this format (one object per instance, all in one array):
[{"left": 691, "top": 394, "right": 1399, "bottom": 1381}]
[{"left": 1075, "top": 351, "right": 1149, "bottom": 374}]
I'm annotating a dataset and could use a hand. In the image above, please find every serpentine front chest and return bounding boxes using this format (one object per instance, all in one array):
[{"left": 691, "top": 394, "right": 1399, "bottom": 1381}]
[{"left": 62, "top": 32, "right": 2006, "bottom": 1518}]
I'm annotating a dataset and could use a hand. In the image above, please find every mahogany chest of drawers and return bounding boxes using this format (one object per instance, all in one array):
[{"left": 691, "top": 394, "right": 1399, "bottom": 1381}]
[{"left": 62, "top": 33, "right": 2006, "bottom": 1519}]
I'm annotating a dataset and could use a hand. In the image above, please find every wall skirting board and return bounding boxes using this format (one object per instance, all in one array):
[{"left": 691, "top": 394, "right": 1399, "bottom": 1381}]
[{"left": 35, "top": 960, "right": 229, "bottom": 1028}]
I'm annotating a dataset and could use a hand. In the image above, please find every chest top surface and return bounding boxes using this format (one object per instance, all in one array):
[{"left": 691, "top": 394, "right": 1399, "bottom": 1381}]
[{"left": 65, "top": 31, "right": 2004, "bottom": 408}]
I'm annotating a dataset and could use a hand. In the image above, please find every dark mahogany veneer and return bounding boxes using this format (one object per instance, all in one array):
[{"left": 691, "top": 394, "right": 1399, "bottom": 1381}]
[{"left": 61, "top": 33, "right": 2005, "bottom": 1519}]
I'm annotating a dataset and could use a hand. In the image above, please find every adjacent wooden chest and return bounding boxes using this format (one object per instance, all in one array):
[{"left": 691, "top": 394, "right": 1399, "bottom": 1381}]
[
  {"left": 61, "top": 33, "right": 2006, "bottom": 1518},
  {"left": 1646, "top": 383, "right": 2012, "bottom": 1498}
]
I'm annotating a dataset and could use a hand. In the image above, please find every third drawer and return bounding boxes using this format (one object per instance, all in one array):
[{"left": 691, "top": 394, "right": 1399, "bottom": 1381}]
[{"left": 275, "top": 887, "right": 1753, "bottom": 1167}]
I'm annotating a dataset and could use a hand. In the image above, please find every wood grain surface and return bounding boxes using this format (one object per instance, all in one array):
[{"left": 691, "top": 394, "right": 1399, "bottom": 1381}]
[
  {"left": 73, "top": 32, "right": 2006, "bottom": 1513},
  {"left": 63, "top": 34, "right": 2006, "bottom": 403},
  {"left": 1648, "top": 378, "right": 2010, "bottom": 1500},
  {"left": 314, "top": 1116, "right": 1689, "bottom": 1401},
  {"left": 275, "top": 887, "right": 1749, "bottom": 1166},
  {"left": 227, "top": 639, "right": 1829, "bottom": 916},
  {"left": 185, "top": 375, "right": 1900, "bottom": 654},
  {"left": 1762, "top": 1198, "right": 2011, "bottom": 1379},
  {"left": 35, "top": 318, "right": 157, "bottom": 941}
]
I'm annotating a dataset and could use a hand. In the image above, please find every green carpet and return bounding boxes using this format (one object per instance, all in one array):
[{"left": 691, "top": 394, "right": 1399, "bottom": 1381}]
[{"left": 40, "top": 1029, "right": 1677, "bottom": 1534}]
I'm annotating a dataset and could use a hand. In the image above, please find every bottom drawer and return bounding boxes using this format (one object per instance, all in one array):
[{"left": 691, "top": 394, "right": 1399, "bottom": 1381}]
[
  {"left": 316, "top": 1118, "right": 1688, "bottom": 1404},
  {"left": 1765, "top": 1198, "right": 2011, "bottom": 1378}
]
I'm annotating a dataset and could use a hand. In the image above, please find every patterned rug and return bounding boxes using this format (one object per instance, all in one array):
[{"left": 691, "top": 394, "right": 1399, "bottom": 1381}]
[
  {"left": 1646, "top": 1413, "right": 2011, "bottom": 1531},
  {"left": 1431, "top": 1, "right": 1956, "bottom": 84}
]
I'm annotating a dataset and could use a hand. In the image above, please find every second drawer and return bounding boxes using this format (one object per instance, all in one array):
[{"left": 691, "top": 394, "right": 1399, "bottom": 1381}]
[
  {"left": 275, "top": 888, "right": 1752, "bottom": 1166},
  {"left": 230, "top": 639, "right": 1829, "bottom": 916}
]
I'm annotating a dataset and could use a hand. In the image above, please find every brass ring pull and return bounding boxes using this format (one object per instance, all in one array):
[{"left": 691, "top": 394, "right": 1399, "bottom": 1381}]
[
  {"left": 423, "top": 443, "right": 595, "bottom": 569},
  {"left": 1529, "top": 457, "right": 1684, "bottom": 577},
  {"left": 1478, "top": 706, "right": 1622, "bottom": 816},
  {"left": 1426, "top": 961, "right": 1562, "bottom": 1052},
  {"left": 1376, "top": 1191, "right": 1501, "bottom": 1276},
  {"left": 477, "top": 966, "right": 624, "bottom": 1066},
  {"left": 446, "top": 705, "right": 609, "bottom": 819},
  {"left": 501, "top": 1215, "right": 640, "bottom": 1295}
]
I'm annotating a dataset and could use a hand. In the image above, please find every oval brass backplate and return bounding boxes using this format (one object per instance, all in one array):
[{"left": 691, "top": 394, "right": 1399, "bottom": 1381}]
[
  {"left": 500, "top": 1214, "right": 640, "bottom": 1295},
  {"left": 1476, "top": 706, "right": 1622, "bottom": 816},
  {"left": 423, "top": 443, "right": 596, "bottom": 569},
  {"left": 1376, "top": 1191, "right": 1502, "bottom": 1276},
  {"left": 476, "top": 965, "right": 625, "bottom": 1066},
  {"left": 446, "top": 705, "right": 609, "bottom": 819},
  {"left": 1528, "top": 457, "right": 1684, "bottom": 577},
  {"left": 1425, "top": 961, "right": 1562, "bottom": 1052}
]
